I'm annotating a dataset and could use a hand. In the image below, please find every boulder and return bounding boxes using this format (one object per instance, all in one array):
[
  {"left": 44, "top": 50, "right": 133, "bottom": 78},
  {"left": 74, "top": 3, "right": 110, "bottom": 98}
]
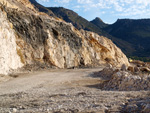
[
  {"left": 121, "top": 64, "right": 127, "bottom": 71},
  {"left": 134, "top": 66, "right": 140, "bottom": 72},
  {"left": 127, "top": 66, "right": 134, "bottom": 73}
]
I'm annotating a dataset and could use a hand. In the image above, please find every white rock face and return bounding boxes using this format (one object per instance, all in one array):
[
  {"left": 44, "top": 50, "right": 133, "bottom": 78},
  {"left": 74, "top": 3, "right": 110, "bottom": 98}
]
[{"left": 0, "top": 9, "right": 23, "bottom": 75}]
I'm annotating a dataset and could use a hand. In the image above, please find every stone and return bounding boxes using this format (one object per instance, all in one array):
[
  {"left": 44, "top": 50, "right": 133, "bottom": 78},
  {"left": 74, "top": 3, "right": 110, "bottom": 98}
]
[
  {"left": 140, "top": 67, "right": 150, "bottom": 73},
  {"left": 126, "top": 104, "right": 138, "bottom": 112},
  {"left": 143, "top": 104, "right": 150, "bottom": 113},
  {"left": 134, "top": 66, "right": 140, "bottom": 72},
  {"left": 127, "top": 66, "right": 134, "bottom": 73},
  {"left": 12, "top": 108, "right": 17, "bottom": 113},
  {"left": 121, "top": 64, "right": 127, "bottom": 71},
  {"left": 0, "top": 7, "right": 23, "bottom": 75}
]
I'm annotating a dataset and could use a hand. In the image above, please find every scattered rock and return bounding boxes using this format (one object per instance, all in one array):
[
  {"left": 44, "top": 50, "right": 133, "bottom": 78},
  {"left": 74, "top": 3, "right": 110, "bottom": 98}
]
[
  {"left": 12, "top": 108, "right": 17, "bottom": 113},
  {"left": 127, "top": 66, "right": 134, "bottom": 73},
  {"left": 140, "top": 67, "right": 150, "bottom": 73},
  {"left": 134, "top": 66, "right": 140, "bottom": 73},
  {"left": 143, "top": 104, "right": 150, "bottom": 113},
  {"left": 121, "top": 64, "right": 127, "bottom": 71},
  {"left": 99, "top": 68, "right": 150, "bottom": 91},
  {"left": 92, "top": 67, "right": 115, "bottom": 80},
  {"left": 126, "top": 104, "right": 138, "bottom": 112}
]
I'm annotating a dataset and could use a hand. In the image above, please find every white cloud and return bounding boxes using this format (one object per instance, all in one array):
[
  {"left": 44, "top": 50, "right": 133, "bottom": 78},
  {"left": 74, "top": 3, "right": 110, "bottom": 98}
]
[
  {"left": 54, "top": 0, "right": 72, "bottom": 3},
  {"left": 75, "top": 0, "right": 150, "bottom": 17},
  {"left": 38, "top": 0, "right": 49, "bottom": 2},
  {"left": 50, "top": 0, "right": 150, "bottom": 20},
  {"left": 77, "top": 0, "right": 93, "bottom": 4}
]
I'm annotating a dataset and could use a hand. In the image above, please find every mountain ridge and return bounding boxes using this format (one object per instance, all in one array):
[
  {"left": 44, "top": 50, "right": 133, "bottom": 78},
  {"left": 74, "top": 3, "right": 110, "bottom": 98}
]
[
  {"left": 45, "top": 6, "right": 134, "bottom": 56},
  {"left": 90, "top": 17, "right": 108, "bottom": 28},
  {"left": 103, "top": 18, "right": 150, "bottom": 57}
]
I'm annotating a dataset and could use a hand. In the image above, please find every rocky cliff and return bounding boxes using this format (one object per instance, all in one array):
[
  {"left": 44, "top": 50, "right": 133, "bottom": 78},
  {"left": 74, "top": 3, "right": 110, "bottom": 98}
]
[{"left": 0, "top": 0, "right": 129, "bottom": 75}]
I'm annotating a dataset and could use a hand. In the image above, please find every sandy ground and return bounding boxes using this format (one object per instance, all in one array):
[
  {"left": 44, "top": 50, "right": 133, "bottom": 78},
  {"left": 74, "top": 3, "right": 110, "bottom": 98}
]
[{"left": 0, "top": 68, "right": 149, "bottom": 113}]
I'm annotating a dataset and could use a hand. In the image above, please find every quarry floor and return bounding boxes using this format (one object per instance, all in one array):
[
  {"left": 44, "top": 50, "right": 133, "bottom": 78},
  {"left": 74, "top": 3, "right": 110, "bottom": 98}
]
[{"left": 0, "top": 68, "right": 149, "bottom": 113}]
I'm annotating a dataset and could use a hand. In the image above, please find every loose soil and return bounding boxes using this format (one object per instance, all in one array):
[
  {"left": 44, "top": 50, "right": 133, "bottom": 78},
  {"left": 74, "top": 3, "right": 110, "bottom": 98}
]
[{"left": 0, "top": 68, "right": 149, "bottom": 113}]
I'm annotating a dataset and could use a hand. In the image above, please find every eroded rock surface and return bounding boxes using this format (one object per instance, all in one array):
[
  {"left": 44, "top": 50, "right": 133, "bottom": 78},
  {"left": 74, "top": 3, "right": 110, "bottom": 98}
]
[
  {"left": 0, "top": 7, "right": 23, "bottom": 75},
  {"left": 0, "top": 0, "right": 129, "bottom": 74}
]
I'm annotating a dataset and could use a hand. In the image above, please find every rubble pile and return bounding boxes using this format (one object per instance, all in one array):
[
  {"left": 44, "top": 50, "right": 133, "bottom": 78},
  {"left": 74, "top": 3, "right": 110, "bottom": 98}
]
[
  {"left": 102, "top": 70, "right": 150, "bottom": 91},
  {"left": 96, "top": 63, "right": 150, "bottom": 91}
]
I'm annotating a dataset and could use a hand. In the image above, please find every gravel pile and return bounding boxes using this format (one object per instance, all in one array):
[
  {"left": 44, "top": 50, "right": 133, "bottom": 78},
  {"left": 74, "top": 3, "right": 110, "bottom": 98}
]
[
  {"left": 103, "top": 71, "right": 150, "bottom": 91},
  {"left": 96, "top": 67, "right": 150, "bottom": 91}
]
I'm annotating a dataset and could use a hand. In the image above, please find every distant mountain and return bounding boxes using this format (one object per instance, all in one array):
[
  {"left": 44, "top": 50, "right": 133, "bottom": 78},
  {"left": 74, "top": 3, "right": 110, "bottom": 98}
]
[
  {"left": 28, "top": 1, "right": 140, "bottom": 57},
  {"left": 103, "top": 19, "right": 150, "bottom": 57},
  {"left": 29, "top": 0, "right": 56, "bottom": 17},
  {"left": 91, "top": 17, "right": 108, "bottom": 28},
  {"left": 47, "top": 7, "right": 134, "bottom": 55},
  {"left": 47, "top": 7, "right": 105, "bottom": 35}
]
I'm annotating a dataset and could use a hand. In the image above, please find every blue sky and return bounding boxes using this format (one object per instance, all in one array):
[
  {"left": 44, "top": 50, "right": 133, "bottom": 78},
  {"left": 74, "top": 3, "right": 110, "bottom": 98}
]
[{"left": 37, "top": 0, "right": 150, "bottom": 24}]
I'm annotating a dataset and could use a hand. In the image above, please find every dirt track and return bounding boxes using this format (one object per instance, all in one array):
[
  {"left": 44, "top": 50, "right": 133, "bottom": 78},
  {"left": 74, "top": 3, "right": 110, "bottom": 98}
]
[{"left": 0, "top": 68, "right": 149, "bottom": 113}]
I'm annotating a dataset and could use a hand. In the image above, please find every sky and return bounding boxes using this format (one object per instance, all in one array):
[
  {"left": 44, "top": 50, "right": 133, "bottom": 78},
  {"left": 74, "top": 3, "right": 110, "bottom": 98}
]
[{"left": 37, "top": 0, "right": 150, "bottom": 24}]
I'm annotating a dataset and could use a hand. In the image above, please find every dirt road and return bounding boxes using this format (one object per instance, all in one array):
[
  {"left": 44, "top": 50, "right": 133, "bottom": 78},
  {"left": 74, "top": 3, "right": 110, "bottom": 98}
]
[{"left": 0, "top": 68, "right": 149, "bottom": 113}]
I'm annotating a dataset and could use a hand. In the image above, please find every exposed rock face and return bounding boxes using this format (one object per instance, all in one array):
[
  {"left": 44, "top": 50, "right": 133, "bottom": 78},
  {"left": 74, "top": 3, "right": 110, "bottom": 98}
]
[
  {"left": 0, "top": 7, "right": 23, "bottom": 74},
  {"left": 0, "top": 0, "right": 129, "bottom": 74},
  {"left": 80, "top": 30, "right": 129, "bottom": 67}
]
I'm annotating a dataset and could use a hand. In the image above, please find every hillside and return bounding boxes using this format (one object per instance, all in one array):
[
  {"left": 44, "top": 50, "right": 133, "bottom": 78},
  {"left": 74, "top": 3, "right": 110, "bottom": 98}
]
[
  {"left": 29, "top": 0, "right": 56, "bottom": 17},
  {"left": 39, "top": 6, "right": 134, "bottom": 56},
  {"left": 90, "top": 17, "right": 108, "bottom": 28},
  {"left": 0, "top": 0, "right": 129, "bottom": 74},
  {"left": 104, "top": 19, "right": 150, "bottom": 57},
  {"left": 28, "top": 0, "right": 150, "bottom": 59},
  {"left": 48, "top": 7, "right": 104, "bottom": 35}
]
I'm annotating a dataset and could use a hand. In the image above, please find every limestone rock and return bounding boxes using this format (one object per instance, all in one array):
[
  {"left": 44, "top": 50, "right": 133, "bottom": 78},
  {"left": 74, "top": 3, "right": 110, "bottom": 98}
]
[
  {"left": 0, "top": 6, "right": 23, "bottom": 75},
  {"left": 0, "top": 0, "right": 129, "bottom": 74},
  {"left": 12, "top": 108, "right": 17, "bottom": 113}
]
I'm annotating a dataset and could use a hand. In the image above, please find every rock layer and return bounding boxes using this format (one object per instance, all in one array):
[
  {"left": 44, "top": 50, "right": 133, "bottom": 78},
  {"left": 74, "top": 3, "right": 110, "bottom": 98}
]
[{"left": 0, "top": 0, "right": 129, "bottom": 74}]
